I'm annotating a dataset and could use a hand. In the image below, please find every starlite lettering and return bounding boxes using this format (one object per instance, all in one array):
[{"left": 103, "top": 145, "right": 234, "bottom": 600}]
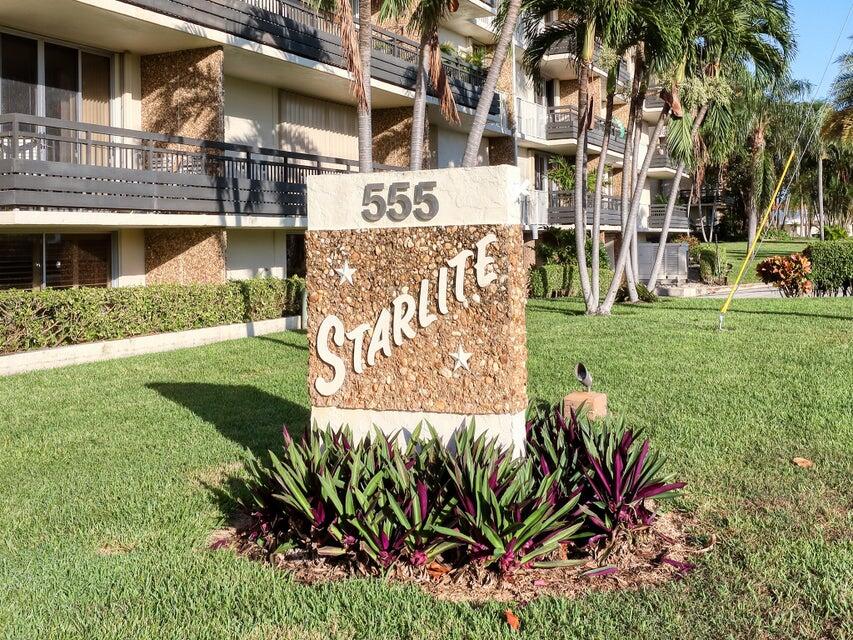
[{"left": 314, "top": 233, "right": 498, "bottom": 396}]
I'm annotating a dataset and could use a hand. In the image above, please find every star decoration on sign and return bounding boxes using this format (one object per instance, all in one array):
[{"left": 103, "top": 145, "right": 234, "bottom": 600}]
[
  {"left": 449, "top": 344, "right": 472, "bottom": 371},
  {"left": 334, "top": 260, "right": 356, "bottom": 285}
]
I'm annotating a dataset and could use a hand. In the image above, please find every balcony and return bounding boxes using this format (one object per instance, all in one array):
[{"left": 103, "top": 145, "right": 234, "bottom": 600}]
[
  {"left": 121, "top": 0, "right": 499, "bottom": 115},
  {"left": 643, "top": 91, "right": 665, "bottom": 121},
  {"left": 0, "top": 113, "right": 370, "bottom": 218},
  {"left": 543, "top": 34, "right": 630, "bottom": 85},
  {"left": 648, "top": 147, "right": 678, "bottom": 177},
  {"left": 547, "top": 191, "right": 623, "bottom": 227},
  {"left": 546, "top": 106, "right": 627, "bottom": 154},
  {"left": 645, "top": 204, "right": 690, "bottom": 231}
]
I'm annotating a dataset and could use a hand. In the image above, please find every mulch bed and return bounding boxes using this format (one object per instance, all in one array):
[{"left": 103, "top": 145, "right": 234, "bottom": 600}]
[{"left": 209, "top": 510, "right": 712, "bottom": 603}]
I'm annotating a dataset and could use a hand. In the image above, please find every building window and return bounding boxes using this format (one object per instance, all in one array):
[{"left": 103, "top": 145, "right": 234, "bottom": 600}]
[
  {"left": 0, "top": 31, "right": 112, "bottom": 126},
  {"left": 286, "top": 233, "right": 306, "bottom": 278},
  {"left": 0, "top": 233, "right": 112, "bottom": 290}
]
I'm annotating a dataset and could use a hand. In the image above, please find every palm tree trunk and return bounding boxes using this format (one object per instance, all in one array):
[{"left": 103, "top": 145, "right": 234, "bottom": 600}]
[
  {"left": 462, "top": 0, "right": 520, "bottom": 167},
  {"left": 646, "top": 104, "right": 708, "bottom": 289},
  {"left": 410, "top": 32, "right": 430, "bottom": 171},
  {"left": 817, "top": 152, "right": 825, "bottom": 240},
  {"left": 357, "top": 0, "right": 373, "bottom": 172},
  {"left": 591, "top": 90, "right": 615, "bottom": 308},
  {"left": 630, "top": 123, "right": 641, "bottom": 282},
  {"left": 574, "top": 63, "right": 593, "bottom": 310},
  {"left": 620, "top": 62, "right": 641, "bottom": 303},
  {"left": 599, "top": 105, "right": 670, "bottom": 314}
]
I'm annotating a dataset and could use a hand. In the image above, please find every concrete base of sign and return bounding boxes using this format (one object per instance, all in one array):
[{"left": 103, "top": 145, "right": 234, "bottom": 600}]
[
  {"left": 563, "top": 391, "right": 608, "bottom": 420},
  {"left": 310, "top": 406, "right": 527, "bottom": 455}
]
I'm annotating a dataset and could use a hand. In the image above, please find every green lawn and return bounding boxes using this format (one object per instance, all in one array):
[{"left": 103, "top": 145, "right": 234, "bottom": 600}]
[
  {"left": 1, "top": 298, "right": 852, "bottom": 639},
  {"left": 706, "top": 240, "right": 810, "bottom": 284}
]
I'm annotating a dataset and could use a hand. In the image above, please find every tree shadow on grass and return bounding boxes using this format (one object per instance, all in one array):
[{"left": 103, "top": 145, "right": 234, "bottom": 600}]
[
  {"left": 147, "top": 383, "right": 310, "bottom": 460},
  {"left": 254, "top": 334, "right": 308, "bottom": 349},
  {"left": 651, "top": 305, "right": 853, "bottom": 322}
]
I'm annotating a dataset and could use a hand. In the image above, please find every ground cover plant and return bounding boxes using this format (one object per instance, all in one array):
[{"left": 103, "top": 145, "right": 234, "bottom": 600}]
[
  {"left": 1, "top": 297, "right": 851, "bottom": 639},
  {"left": 236, "top": 409, "right": 683, "bottom": 578}
]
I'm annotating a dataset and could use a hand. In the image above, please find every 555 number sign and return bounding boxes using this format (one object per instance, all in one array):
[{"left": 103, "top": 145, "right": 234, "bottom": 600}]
[{"left": 361, "top": 181, "right": 439, "bottom": 222}]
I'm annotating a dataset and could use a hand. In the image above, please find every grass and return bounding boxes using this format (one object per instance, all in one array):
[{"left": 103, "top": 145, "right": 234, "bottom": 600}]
[
  {"left": 1, "top": 298, "right": 852, "bottom": 639},
  {"left": 705, "top": 240, "right": 810, "bottom": 284}
]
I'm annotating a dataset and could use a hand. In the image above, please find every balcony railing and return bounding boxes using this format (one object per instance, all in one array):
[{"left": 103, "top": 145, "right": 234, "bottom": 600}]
[
  {"left": 644, "top": 91, "right": 666, "bottom": 111},
  {"left": 122, "top": 0, "right": 498, "bottom": 114},
  {"left": 546, "top": 105, "right": 627, "bottom": 153},
  {"left": 649, "top": 148, "right": 677, "bottom": 170},
  {"left": 0, "top": 113, "right": 374, "bottom": 216},
  {"left": 545, "top": 34, "right": 630, "bottom": 85},
  {"left": 646, "top": 204, "right": 689, "bottom": 230},
  {"left": 547, "top": 191, "right": 623, "bottom": 226}
]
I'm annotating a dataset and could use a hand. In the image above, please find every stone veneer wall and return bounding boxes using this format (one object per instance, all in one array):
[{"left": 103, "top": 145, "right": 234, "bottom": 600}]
[
  {"left": 306, "top": 224, "right": 527, "bottom": 415},
  {"left": 141, "top": 47, "right": 224, "bottom": 141},
  {"left": 144, "top": 229, "right": 226, "bottom": 285},
  {"left": 488, "top": 137, "right": 516, "bottom": 166},
  {"left": 140, "top": 47, "right": 226, "bottom": 285},
  {"left": 372, "top": 107, "right": 432, "bottom": 168}
]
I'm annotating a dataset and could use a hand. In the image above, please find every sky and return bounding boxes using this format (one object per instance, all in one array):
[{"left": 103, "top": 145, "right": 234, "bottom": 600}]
[{"left": 789, "top": 0, "right": 853, "bottom": 98}]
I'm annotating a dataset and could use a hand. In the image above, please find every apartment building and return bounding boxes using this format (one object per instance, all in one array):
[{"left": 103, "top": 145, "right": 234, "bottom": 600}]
[
  {"left": 0, "top": 0, "right": 689, "bottom": 292},
  {"left": 0, "top": 0, "right": 511, "bottom": 290}
]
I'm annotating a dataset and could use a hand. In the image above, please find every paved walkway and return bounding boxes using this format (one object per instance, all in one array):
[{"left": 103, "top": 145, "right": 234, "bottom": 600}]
[{"left": 696, "top": 284, "right": 781, "bottom": 299}]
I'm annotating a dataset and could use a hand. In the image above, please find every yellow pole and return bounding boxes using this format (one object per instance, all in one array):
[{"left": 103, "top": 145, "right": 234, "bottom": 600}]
[{"left": 718, "top": 148, "right": 797, "bottom": 328}]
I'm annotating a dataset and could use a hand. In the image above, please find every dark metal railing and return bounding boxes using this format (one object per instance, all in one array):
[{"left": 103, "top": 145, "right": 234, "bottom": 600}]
[
  {"left": 122, "top": 0, "right": 494, "bottom": 112},
  {"left": 650, "top": 148, "right": 676, "bottom": 170},
  {"left": 546, "top": 105, "right": 627, "bottom": 153},
  {"left": 644, "top": 91, "right": 665, "bottom": 110},
  {"left": 547, "top": 190, "right": 623, "bottom": 226},
  {"left": 647, "top": 204, "right": 689, "bottom": 229},
  {"left": 0, "top": 113, "right": 374, "bottom": 215},
  {"left": 547, "top": 34, "right": 630, "bottom": 85}
]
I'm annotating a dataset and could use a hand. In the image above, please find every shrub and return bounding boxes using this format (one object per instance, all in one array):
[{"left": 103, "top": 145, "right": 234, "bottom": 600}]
[
  {"left": 804, "top": 240, "right": 853, "bottom": 296},
  {"left": 698, "top": 246, "right": 729, "bottom": 284},
  {"left": 0, "top": 277, "right": 305, "bottom": 355},
  {"left": 535, "top": 227, "right": 610, "bottom": 269},
  {"left": 763, "top": 228, "right": 792, "bottom": 241},
  {"left": 526, "top": 404, "right": 684, "bottom": 544},
  {"left": 615, "top": 282, "right": 658, "bottom": 303},
  {"left": 529, "top": 264, "right": 614, "bottom": 300},
  {"left": 755, "top": 254, "right": 813, "bottom": 297},
  {"left": 238, "top": 406, "right": 685, "bottom": 574},
  {"left": 529, "top": 263, "right": 571, "bottom": 298},
  {"left": 825, "top": 225, "right": 849, "bottom": 241},
  {"left": 673, "top": 234, "right": 700, "bottom": 263}
]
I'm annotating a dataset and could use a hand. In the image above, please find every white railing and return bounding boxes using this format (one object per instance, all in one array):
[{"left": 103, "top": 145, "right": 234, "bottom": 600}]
[{"left": 516, "top": 97, "right": 548, "bottom": 140}]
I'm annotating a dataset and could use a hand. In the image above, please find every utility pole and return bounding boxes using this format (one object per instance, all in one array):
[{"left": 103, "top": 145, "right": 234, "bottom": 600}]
[{"left": 817, "top": 151, "right": 825, "bottom": 241}]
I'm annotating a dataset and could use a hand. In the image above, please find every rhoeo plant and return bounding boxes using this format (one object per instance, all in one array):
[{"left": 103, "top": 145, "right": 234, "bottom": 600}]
[
  {"left": 440, "top": 427, "right": 585, "bottom": 573},
  {"left": 526, "top": 404, "right": 686, "bottom": 544},
  {"left": 756, "top": 253, "right": 813, "bottom": 297}
]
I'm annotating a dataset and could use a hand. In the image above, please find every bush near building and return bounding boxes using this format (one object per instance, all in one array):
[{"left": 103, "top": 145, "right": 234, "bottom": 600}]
[
  {"left": 804, "top": 240, "right": 853, "bottom": 296},
  {"left": 0, "top": 277, "right": 305, "bottom": 355},
  {"left": 529, "top": 264, "right": 614, "bottom": 299}
]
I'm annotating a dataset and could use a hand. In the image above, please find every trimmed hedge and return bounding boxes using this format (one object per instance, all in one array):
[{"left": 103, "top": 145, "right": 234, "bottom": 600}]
[
  {"left": 0, "top": 277, "right": 305, "bottom": 355},
  {"left": 698, "top": 246, "right": 728, "bottom": 284},
  {"left": 804, "top": 240, "right": 853, "bottom": 296},
  {"left": 529, "top": 263, "right": 614, "bottom": 299}
]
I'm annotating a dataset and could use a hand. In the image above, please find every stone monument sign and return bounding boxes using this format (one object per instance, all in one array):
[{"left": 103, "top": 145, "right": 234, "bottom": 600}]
[{"left": 306, "top": 165, "right": 527, "bottom": 451}]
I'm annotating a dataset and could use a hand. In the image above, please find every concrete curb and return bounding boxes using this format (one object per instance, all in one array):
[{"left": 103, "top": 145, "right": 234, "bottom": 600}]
[{"left": 0, "top": 316, "right": 301, "bottom": 376}]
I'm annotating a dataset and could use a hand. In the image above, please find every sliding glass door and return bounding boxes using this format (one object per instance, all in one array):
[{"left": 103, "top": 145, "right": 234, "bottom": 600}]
[
  {"left": 0, "top": 31, "right": 112, "bottom": 163},
  {"left": 0, "top": 233, "right": 112, "bottom": 290}
]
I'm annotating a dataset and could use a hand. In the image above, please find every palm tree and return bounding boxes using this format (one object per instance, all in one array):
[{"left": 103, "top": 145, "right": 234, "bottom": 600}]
[
  {"left": 462, "top": 0, "right": 522, "bottom": 168},
  {"left": 310, "top": 0, "right": 373, "bottom": 171},
  {"left": 357, "top": 0, "right": 374, "bottom": 172},
  {"left": 823, "top": 38, "right": 853, "bottom": 144},
  {"left": 381, "top": 0, "right": 461, "bottom": 170},
  {"left": 646, "top": 0, "right": 794, "bottom": 289}
]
